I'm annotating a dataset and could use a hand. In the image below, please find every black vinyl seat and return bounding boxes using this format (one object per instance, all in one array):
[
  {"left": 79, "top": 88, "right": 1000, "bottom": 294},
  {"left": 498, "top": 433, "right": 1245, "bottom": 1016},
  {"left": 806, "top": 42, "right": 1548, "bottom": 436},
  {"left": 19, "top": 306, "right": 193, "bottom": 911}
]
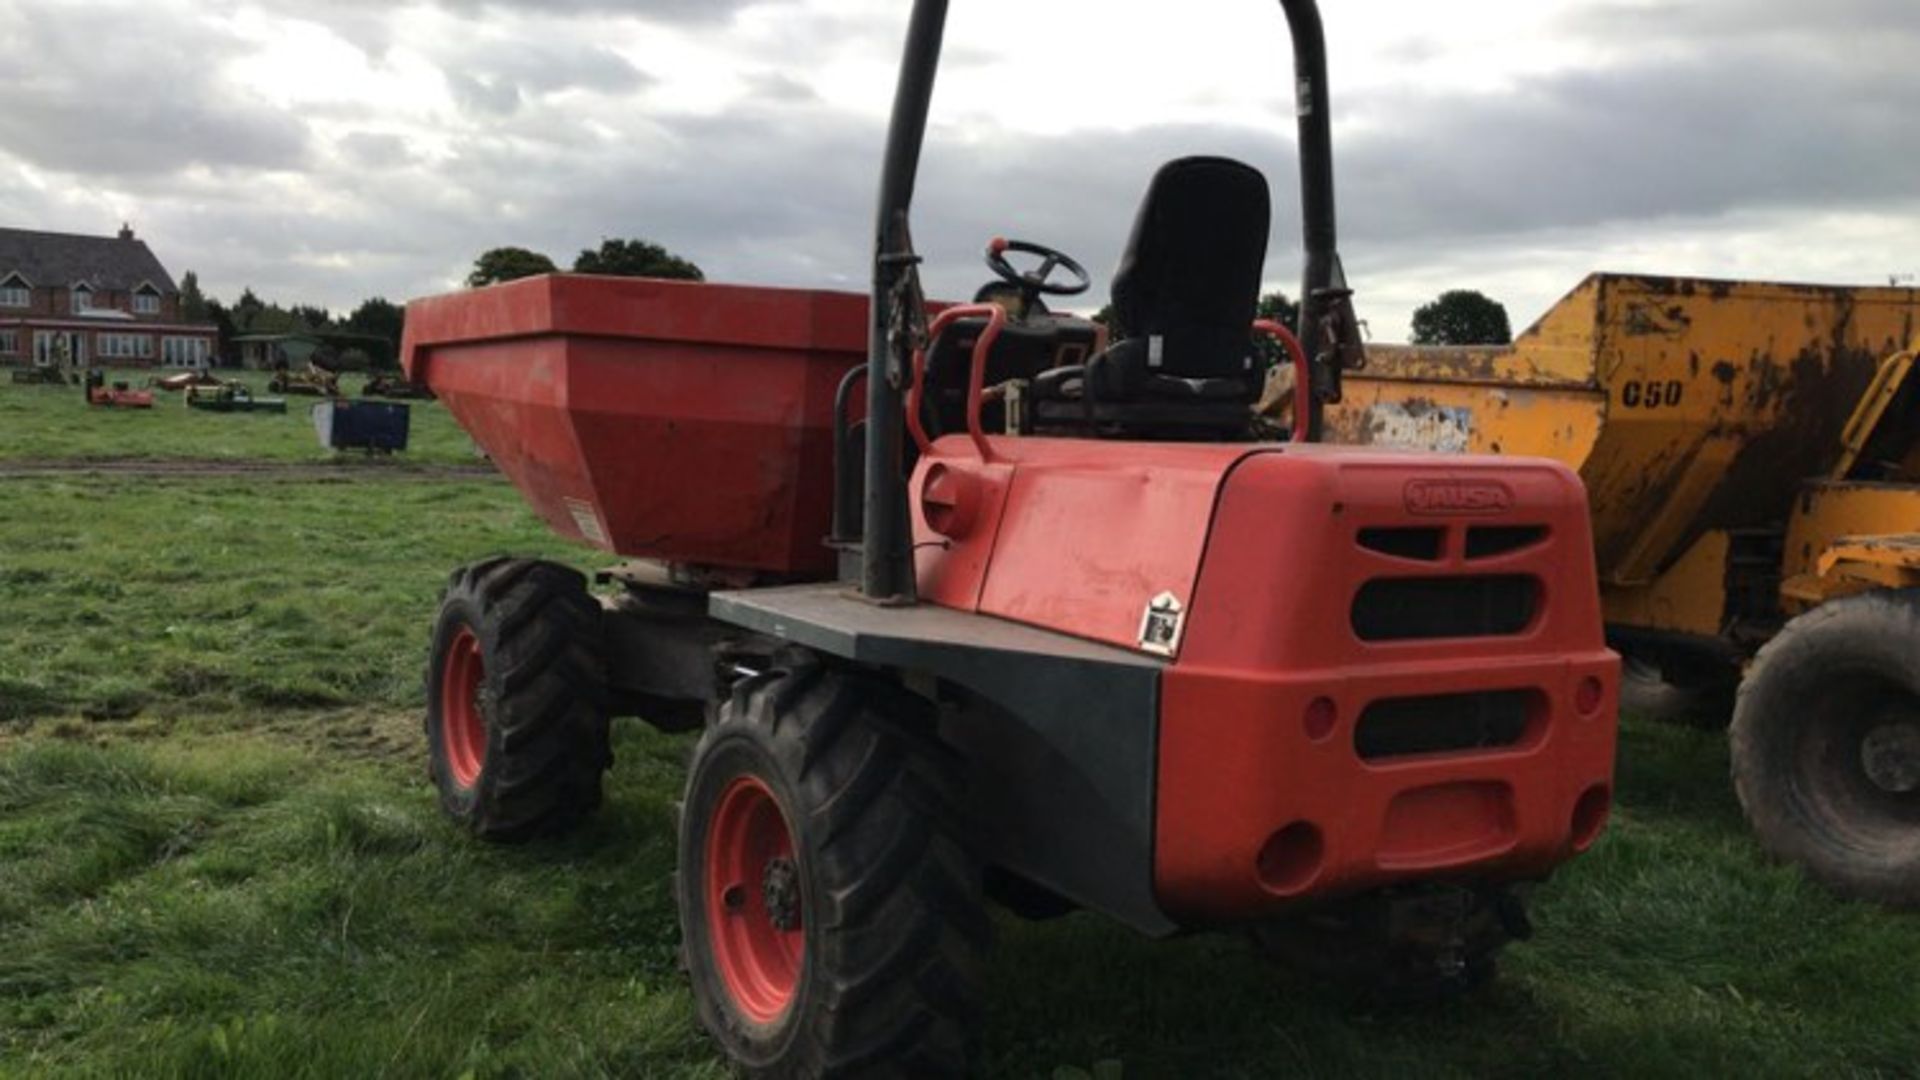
[{"left": 1034, "top": 156, "right": 1272, "bottom": 438}]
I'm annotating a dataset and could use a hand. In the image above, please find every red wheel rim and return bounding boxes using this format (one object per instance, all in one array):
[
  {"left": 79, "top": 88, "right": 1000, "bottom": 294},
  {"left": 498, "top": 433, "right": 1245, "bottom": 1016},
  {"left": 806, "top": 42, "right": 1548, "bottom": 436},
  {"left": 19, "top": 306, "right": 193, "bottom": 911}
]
[
  {"left": 440, "top": 627, "right": 487, "bottom": 789},
  {"left": 705, "top": 775, "right": 804, "bottom": 1025}
]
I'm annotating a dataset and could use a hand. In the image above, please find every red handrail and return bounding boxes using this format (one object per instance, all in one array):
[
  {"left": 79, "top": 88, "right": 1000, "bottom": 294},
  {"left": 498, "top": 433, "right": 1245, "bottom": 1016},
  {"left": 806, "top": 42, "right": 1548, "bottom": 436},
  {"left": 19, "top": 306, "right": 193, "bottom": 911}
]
[
  {"left": 1253, "top": 319, "right": 1312, "bottom": 443},
  {"left": 907, "top": 303, "right": 1007, "bottom": 461}
]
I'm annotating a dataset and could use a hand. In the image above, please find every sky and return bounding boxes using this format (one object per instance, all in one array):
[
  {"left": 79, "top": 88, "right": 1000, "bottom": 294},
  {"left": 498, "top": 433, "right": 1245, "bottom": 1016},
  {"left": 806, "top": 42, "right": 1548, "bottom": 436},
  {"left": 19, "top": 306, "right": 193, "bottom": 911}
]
[{"left": 3, "top": 0, "right": 1918, "bottom": 339}]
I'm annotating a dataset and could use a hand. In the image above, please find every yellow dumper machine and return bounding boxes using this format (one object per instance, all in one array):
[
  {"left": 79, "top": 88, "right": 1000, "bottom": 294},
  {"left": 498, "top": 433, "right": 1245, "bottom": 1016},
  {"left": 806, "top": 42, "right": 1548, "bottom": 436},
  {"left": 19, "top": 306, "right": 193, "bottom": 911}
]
[{"left": 1322, "top": 273, "right": 1920, "bottom": 906}]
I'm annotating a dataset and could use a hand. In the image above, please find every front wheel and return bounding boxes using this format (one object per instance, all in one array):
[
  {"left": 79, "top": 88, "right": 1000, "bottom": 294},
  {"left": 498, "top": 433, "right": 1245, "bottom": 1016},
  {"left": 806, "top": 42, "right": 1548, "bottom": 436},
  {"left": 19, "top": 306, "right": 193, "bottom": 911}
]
[
  {"left": 424, "top": 558, "right": 610, "bottom": 841},
  {"left": 677, "top": 653, "right": 988, "bottom": 1078},
  {"left": 1731, "top": 590, "right": 1920, "bottom": 906}
]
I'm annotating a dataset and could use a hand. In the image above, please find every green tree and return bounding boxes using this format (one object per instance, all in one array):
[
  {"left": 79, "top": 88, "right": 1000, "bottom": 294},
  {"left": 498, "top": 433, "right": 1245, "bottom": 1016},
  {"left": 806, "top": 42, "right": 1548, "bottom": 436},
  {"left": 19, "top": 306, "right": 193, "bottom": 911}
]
[
  {"left": 180, "top": 271, "right": 208, "bottom": 322},
  {"left": 1254, "top": 291, "right": 1302, "bottom": 367},
  {"left": 289, "top": 304, "right": 332, "bottom": 331},
  {"left": 233, "top": 288, "right": 266, "bottom": 332},
  {"left": 467, "top": 247, "right": 558, "bottom": 287},
  {"left": 344, "top": 297, "right": 406, "bottom": 369},
  {"left": 1257, "top": 291, "right": 1300, "bottom": 332},
  {"left": 572, "top": 238, "right": 703, "bottom": 281},
  {"left": 204, "top": 298, "right": 239, "bottom": 366},
  {"left": 1409, "top": 289, "right": 1512, "bottom": 346}
]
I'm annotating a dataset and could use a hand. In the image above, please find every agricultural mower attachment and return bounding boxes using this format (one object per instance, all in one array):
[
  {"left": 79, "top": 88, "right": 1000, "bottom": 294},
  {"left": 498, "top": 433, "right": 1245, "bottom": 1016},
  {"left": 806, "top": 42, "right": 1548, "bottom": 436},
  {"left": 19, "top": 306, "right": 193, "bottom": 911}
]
[{"left": 400, "top": 0, "right": 1618, "bottom": 1075}]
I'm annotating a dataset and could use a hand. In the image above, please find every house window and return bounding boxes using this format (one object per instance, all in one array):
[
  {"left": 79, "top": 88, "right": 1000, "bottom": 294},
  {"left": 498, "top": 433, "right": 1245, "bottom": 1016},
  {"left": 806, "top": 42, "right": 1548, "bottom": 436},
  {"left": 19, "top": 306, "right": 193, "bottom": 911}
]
[
  {"left": 71, "top": 285, "right": 92, "bottom": 314},
  {"left": 162, "top": 336, "right": 210, "bottom": 368},
  {"left": 32, "top": 331, "right": 81, "bottom": 367},
  {"left": 98, "top": 333, "right": 153, "bottom": 360},
  {"left": 0, "top": 284, "right": 26, "bottom": 308},
  {"left": 0, "top": 330, "right": 17, "bottom": 355},
  {"left": 134, "top": 292, "right": 160, "bottom": 315}
]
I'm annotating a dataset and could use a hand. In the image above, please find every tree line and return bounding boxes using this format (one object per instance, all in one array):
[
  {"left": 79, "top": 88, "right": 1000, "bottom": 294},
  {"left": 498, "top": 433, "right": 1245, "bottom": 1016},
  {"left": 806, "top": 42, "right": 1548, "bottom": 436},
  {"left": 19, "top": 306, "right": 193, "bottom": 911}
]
[
  {"left": 181, "top": 233, "right": 1509, "bottom": 374},
  {"left": 178, "top": 273, "right": 407, "bottom": 369},
  {"left": 175, "top": 238, "right": 707, "bottom": 370},
  {"left": 466, "top": 238, "right": 704, "bottom": 287}
]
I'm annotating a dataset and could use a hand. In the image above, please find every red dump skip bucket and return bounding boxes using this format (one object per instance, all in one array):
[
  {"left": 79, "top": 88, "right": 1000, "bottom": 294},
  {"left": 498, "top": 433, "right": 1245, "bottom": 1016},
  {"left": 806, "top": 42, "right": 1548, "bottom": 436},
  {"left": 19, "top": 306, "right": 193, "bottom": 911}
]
[{"left": 403, "top": 274, "right": 869, "bottom": 576}]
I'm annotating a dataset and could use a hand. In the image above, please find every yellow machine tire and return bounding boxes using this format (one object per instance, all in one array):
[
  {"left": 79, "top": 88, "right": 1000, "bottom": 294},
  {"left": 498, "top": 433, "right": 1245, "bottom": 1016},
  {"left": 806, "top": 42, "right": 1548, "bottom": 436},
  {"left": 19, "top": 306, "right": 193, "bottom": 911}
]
[{"left": 1731, "top": 590, "right": 1920, "bottom": 907}]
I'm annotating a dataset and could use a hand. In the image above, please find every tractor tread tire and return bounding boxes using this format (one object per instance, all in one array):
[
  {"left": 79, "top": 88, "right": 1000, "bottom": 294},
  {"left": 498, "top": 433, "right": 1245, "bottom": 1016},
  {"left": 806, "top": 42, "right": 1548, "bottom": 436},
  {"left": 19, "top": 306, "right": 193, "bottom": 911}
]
[
  {"left": 1731, "top": 589, "right": 1920, "bottom": 907},
  {"left": 426, "top": 558, "right": 610, "bottom": 842},
  {"left": 678, "top": 652, "right": 987, "bottom": 1079}
]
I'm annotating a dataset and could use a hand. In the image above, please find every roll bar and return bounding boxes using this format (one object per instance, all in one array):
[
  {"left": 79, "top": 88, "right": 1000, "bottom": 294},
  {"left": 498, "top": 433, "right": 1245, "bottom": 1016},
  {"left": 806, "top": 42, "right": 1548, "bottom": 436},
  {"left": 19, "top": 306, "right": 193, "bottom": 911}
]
[{"left": 859, "top": 0, "right": 1362, "bottom": 601}]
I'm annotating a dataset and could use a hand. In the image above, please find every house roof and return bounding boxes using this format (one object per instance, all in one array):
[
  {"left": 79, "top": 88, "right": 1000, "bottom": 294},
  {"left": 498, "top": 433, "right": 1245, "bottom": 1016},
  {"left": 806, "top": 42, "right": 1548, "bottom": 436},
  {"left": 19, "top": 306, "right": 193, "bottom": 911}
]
[{"left": 0, "top": 227, "right": 179, "bottom": 294}]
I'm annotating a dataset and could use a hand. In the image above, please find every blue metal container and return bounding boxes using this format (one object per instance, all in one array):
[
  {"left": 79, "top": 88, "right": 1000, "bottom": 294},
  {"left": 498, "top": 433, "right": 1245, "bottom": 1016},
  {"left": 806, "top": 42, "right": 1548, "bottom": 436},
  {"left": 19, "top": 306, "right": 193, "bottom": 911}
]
[{"left": 313, "top": 399, "right": 411, "bottom": 452}]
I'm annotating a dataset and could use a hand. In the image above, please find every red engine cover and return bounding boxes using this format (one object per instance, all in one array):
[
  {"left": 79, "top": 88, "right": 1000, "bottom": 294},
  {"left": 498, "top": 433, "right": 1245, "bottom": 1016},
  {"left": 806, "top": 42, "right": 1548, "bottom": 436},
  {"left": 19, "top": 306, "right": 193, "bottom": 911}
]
[
  {"left": 1158, "top": 449, "right": 1618, "bottom": 919},
  {"left": 910, "top": 434, "right": 1618, "bottom": 920}
]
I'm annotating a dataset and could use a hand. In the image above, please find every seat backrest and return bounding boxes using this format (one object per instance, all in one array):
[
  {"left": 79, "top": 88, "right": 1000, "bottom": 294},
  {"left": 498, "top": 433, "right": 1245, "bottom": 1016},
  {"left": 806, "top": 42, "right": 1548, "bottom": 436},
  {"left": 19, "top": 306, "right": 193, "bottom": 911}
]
[{"left": 1108, "top": 157, "right": 1271, "bottom": 381}]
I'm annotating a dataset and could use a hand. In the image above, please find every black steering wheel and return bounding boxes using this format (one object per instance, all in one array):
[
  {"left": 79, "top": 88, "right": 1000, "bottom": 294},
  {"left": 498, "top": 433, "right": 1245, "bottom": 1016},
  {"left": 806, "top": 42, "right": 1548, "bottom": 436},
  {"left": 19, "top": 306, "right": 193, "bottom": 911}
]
[{"left": 985, "top": 237, "right": 1092, "bottom": 298}]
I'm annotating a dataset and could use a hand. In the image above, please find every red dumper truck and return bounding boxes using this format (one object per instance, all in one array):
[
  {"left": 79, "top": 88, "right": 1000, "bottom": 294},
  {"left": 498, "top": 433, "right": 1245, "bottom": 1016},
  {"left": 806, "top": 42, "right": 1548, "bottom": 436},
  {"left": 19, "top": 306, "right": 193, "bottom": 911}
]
[{"left": 400, "top": 1, "right": 1620, "bottom": 1074}]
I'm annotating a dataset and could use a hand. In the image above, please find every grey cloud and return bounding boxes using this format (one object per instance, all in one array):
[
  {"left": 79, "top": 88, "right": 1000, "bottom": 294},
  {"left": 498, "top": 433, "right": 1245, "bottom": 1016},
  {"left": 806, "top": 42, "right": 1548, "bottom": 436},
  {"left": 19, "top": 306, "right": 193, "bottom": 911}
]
[
  {"left": 430, "top": 27, "right": 654, "bottom": 116},
  {"left": 1336, "top": 48, "right": 1920, "bottom": 247},
  {"left": 338, "top": 132, "right": 419, "bottom": 169},
  {"left": 447, "top": 72, "right": 524, "bottom": 116},
  {"left": 1555, "top": 0, "right": 1920, "bottom": 45},
  {"left": 746, "top": 73, "right": 821, "bottom": 105},
  {"left": 0, "top": 1, "right": 309, "bottom": 179},
  {"left": 8, "top": 0, "right": 1917, "bottom": 344},
  {"left": 450, "top": 0, "right": 770, "bottom": 23},
  {"left": 449, "top": 37, "right": 653, "bottom": 98},
  {"left": 248, "top": 0, "right": 771, "bottom": 34}
]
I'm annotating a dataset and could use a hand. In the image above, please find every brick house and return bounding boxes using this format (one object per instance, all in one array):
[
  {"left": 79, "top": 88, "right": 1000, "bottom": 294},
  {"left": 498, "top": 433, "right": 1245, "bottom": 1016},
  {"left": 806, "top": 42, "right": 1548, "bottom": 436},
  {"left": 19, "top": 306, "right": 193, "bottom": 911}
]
[{"left": 0, "top": 224, "right": 220, "bottom": 370}]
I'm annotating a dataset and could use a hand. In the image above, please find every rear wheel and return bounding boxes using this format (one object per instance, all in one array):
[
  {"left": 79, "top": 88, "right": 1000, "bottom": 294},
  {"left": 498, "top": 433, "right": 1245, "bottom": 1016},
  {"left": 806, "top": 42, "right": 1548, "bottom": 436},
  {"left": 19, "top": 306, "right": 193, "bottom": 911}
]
[
  {"left": 1731, "top": 590, "right": 1920, "bottom": 906},
  {"left": 677, "top": 653, "right": 988, "bottom": 1077},
  {"left": 425, "top": 558, "right": 610, "bottom": 840}
]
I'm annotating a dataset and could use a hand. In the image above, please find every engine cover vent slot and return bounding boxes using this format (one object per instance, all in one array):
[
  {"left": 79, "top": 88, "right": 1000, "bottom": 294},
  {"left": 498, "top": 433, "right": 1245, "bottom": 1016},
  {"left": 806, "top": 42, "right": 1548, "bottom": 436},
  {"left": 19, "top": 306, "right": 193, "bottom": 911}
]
[
  {"left": 1351, "top": 575, "right": 1539, "bottom": 641},
  {"left": 1355, "top": 689, "right": 1539, "bottom": 762},
  {"left": 1358, "top": 526, "right": 1445, "bottom": 562},
  {"left": 1465, "top": 525, "right": 1548, "bottom": 560}
]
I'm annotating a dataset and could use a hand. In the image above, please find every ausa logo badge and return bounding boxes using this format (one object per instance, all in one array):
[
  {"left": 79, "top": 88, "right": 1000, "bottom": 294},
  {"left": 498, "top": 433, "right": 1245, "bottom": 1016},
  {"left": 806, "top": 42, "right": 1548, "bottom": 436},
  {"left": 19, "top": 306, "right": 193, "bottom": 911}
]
[
  {"left": 1137, "top": 592, "right": 1186, "bottom": 656},
  {"left": 1403, "top": 478, "right": 1512, "bottom": 516}
]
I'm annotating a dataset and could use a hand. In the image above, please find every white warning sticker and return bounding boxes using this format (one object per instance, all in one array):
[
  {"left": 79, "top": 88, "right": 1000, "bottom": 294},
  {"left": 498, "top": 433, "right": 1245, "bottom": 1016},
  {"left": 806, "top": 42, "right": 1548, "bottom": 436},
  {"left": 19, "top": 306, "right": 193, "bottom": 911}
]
[
  {"left": 1137, "top": 592, "right": 1186, "bottom": 657},
  {"left": 563, "top": 497, "right": 610, "bottom": 547}
]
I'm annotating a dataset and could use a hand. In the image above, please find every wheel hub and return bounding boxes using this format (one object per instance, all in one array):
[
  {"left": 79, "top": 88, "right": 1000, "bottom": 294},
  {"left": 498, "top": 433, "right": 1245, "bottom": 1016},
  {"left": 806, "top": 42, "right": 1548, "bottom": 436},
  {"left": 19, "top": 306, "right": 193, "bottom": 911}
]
[
  {"left": 763, "top": 856, "right": 802, "bottom": 931},
  {"left": 705, "top": 775, "right": 805, "bottom": 1025},
  {"left": 440, "top": 626, "right": 488, "bottom": 789},
  {"left": 1860, "top": 716, "right": 1920, "bottom": 795}
]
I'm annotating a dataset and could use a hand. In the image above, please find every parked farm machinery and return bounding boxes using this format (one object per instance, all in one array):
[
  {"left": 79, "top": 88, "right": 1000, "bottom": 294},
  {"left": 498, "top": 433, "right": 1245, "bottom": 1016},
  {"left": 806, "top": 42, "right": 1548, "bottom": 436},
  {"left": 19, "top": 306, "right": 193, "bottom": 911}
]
[
  {"left": 184, "top": 382, "right": 288, "bottom": 414},
  {"left": 1321, "top": 273, "right": 1920, "bottom": 906},
  {"left": 267, "top": 364, "right": 340, "bottom": 397},
  {"left": 359, "top": 373, "right": 434, "bottom": 400},
  {"left": 399, "top": 1, "right": 1619, "bottom": 1073},
  {"left": 10, "top": 365, "right": 73, "bottom": 387},
  {"left": 83, "top": 370, "right": 153, "bottom": 410},
  {"left": 151, "top": 370, "right": 226, "bottom": 393}
]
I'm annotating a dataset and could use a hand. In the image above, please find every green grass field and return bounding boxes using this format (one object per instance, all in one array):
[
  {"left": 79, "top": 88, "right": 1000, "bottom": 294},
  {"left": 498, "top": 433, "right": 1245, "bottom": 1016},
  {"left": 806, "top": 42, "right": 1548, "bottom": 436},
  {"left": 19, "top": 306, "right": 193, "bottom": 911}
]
[
  {"left": 0, "top": 370, "right": 480, "bottom": 465},
  {"left": 1, "top": 384, "right": 1916, "bottom": 1078}
]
